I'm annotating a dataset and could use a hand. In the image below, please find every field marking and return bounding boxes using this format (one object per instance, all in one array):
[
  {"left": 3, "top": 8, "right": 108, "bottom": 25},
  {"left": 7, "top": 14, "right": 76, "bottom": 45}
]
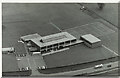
[
  {"left": 65, "top": 22, "right": 115, "bottom": 35},
  {"left": 102, "top": 45, "right": 118, "bottom": 56},
  {"left": 49, "top": 22, "right": 62, "bottom": 32},
  {"left": 65, "top": 22, "right": 96, "bottom": 31}
]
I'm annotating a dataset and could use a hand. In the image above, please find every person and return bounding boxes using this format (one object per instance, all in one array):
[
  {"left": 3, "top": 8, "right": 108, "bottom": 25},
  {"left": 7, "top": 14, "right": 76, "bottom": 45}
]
[{"left": 97, "top": 3, "right": 105, "bottom": 10}]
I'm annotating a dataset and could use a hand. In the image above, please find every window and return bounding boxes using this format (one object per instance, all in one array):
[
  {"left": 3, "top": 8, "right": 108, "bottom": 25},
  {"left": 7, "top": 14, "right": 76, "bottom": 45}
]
[
  {"left": 47, "top": 49, "right": 52, "bottom": 52},
  {"left": 59, "top": 42, "right": 64, "bottom": 45},
  {"left": 47, "top": 45, "right": 52, "bottom": 48},
  {"left": 59, "top": 46, "right": 64, "bottom": 48},
  {"left": 107, "top": 65, "right": 112, "bottom": 68},
  {"left": 41, "top": 50, "right": 47, "bottom": 53},
  {"left": 58, "top": 46, "right": 64, "bottom": 50},
  {"left": 47, "top": 48, "right": 52, "bottom": 51},
  {"left": 71, "top": 39, "right": 76, "bottom": 43},
  {"left": 53, "top": 44, "right": 58, "bottom": 46},
  {"left": 53, "top": 47, "right": 58, "bottom": 51},
  {"left": 65, "top": 41, "right": 70, "bottom": 44},
  {"left": 41, "top": 46, "right": 46, "bottom": 49}
]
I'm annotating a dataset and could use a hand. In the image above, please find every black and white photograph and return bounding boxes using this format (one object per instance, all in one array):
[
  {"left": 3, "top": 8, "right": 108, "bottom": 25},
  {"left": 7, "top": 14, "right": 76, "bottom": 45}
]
[{"left": 2, "top": 2, "right": 119, "bottom": 77}]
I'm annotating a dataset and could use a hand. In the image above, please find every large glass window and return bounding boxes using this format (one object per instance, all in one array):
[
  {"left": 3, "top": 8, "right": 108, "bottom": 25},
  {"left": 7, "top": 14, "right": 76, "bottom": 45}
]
[
  {"left": 41, "top": 46, "right": 46, "bottom": 49},
  {"left": 47, "top": 48, "right": 52, "bottom": 52},
  {"left": 53, "top": 44, "right": 58, "bottom": 47},
  {"left": 58, "top": 46, "right": 64, "bottom": 49},
  {"left": 71, "top": 39, "right": 76, "bottom": 43},
  {"left": 41, "top": 50, "right": 47, "bottom": 54},
  {"left": 65, "top": 41, "right": 70, "bottom": 44},
  {"left": 59, "top": 42, "right": 64, "bottom": 45},
  {"left": 47, "top": 45, "right": 52, "bottom": 48}
]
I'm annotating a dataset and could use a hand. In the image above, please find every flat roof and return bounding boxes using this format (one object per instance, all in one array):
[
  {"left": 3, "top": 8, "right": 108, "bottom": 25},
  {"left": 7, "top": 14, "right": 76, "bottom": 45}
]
[
  {"left": 31, "top": 32, "right": 76, "bottom": 47},
  {"left": 81, "top": 34, "right": 101, "bottom": 43},
  {"left": 2, "top": 54, "right": 19, "bottom": 72},
  {"left": 20, "top": 33, "right": 41, "bottom": 41},
  {"left": 43, "top": 44, "right": 117, "bottom": 68}
]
